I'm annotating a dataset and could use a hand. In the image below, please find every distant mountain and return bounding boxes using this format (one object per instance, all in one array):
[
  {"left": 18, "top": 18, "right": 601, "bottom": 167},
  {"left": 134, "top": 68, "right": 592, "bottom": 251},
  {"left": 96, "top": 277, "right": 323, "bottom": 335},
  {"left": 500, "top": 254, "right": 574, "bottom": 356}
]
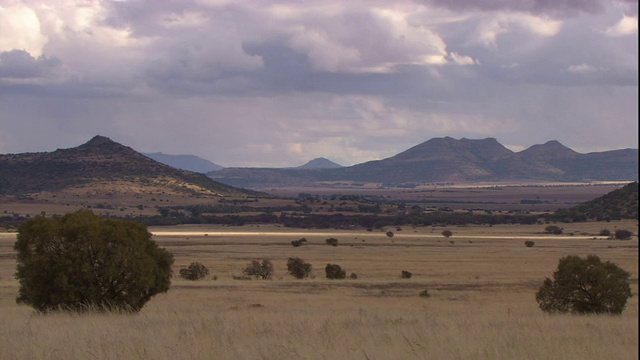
[
  {"left": 552, "top": 181, "right": 638, "bottom": 221},
  {"left": 209, "top": 137, "right": 638, "bottom": 188},
  {"left": 0, "top": 136, "right": 252, "bottom": 196},
  {"left": 297, "top": 157, "right": 343, "bottom": 169},
  {"left": 143, "top": 152, "right": 223, "bottom": 173}
]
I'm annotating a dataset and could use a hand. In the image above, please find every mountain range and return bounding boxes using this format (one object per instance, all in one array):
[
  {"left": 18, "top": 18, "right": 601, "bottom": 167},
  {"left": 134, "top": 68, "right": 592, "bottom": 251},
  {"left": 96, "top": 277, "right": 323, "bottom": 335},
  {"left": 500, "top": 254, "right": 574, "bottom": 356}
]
[
  {"left": 208, "top": 137, "right": 638, "bottom": 188},
  {"left": 0, "top": 136, "right": 251, "bottom": 197},
  {"left": 142, "top": 152, "right": 224, "bottom": 173}
]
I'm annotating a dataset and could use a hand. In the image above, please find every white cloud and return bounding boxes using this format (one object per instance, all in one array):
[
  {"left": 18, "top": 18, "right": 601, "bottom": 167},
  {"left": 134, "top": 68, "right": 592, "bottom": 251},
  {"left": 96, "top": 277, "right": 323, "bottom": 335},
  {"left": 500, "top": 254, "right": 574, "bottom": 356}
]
[
  {"left": 605, "top": 15, "right": 638, "bottom": 36},
  {"left": 567, "top": 63, "right": 598, "bottom": 73},
  {"left": 0, "top": 4, "right": 48, "bottom": 56}
]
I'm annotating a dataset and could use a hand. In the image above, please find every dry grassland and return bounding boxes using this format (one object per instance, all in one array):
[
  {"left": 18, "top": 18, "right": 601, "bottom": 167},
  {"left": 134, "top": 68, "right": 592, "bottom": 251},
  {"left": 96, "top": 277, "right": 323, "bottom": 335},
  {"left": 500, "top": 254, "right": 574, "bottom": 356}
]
[{"left": 0, "top": 221, "right": 637, "bottom": 360}]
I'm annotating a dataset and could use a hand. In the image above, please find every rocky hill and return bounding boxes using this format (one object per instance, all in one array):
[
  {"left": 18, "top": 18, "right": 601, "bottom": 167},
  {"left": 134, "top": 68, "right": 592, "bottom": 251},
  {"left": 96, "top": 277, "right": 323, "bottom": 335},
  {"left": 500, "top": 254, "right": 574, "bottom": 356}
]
[
  {"left": 0, "top": 136, "right": 251, "bottom": 197},
  {"left": 209, "top": 137, "right": 638, "bottom": 188}
]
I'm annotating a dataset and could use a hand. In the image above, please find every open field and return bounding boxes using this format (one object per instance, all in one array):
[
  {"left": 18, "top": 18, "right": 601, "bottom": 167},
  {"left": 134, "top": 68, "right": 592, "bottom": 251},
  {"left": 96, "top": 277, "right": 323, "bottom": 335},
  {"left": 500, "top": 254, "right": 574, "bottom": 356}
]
[{"left": 0, "top": 220, "right": 637, "bottom": 359}]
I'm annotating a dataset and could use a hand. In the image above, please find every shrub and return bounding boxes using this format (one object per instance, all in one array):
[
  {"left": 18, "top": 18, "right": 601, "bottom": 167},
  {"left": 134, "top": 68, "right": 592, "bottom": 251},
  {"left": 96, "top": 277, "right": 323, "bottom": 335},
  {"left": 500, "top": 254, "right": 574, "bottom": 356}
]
[
  {"left": 14, "top": 210, "right": 174, "bottom": 313},
  {"left": 325, "top": 238, "right": 338, "bottom": 246},
  {"left": 599, "top": 229, "right": 611, "bottom": 237},
  {"left": 524, "top": 240, "right": 535, "bottom": 247},
  {"left": 349, "top": 272, "right": 358, "bottom": 279},
  {"left": 243, "top": 259, "right": 274, "bottom": 280},
  {"left": 419, "top": 289, "right": 430, "bottom": 298},
  {"left": 544, "top": 225, "right": 563, "bottom": 235},
  {"left": 179, "top": 262, "right": 209, "bottom": 280},
  {"left": 614, "top": 229, "right": 633, "bottom": 240},
  {"left": 287, "top": 257, "right": 312, "bottom": 279},
  {"left": 386, "top": 231, "right": 394, "bottom": 238},
  {"left": 441, "top": 230, "right": 453, "bottom": 238},
  {"left": 535, "top": 255, "right": 632, "bottom": 314},
  {"left": 401, "top": 270, "right": 413, "bottom": 279},
  {"left": 325, "top": 264, "right": 346, "bottom": 279}
]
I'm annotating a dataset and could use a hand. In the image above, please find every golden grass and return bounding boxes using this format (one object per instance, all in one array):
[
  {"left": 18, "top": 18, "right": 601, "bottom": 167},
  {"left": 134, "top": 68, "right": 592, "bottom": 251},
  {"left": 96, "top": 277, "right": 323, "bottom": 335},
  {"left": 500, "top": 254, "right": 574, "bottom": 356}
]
[{"left": 0, "top": 221, "right": 637, "bottom": 360}]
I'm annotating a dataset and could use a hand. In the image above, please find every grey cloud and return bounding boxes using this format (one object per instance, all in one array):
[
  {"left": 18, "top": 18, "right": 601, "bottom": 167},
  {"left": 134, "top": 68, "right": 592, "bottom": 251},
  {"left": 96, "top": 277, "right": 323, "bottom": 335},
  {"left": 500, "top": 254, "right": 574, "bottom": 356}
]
[
  {"left": 419, "top": 0, "right": 610, "bottom": 17},
  {"left": 0, "top": 50, "right": 61, "bottom": 79}
]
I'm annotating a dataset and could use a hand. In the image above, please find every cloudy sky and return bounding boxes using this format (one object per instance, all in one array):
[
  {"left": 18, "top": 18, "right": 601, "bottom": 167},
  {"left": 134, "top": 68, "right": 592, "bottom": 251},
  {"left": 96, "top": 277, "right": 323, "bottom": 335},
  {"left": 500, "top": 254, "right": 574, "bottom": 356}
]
[{"left": 0, "top": 0, "right": 637, "bottom": 167}]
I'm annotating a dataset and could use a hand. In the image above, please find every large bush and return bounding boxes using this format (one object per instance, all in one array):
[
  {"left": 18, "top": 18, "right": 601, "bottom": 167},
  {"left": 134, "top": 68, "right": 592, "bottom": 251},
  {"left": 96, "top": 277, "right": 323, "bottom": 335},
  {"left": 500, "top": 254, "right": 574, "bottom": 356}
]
[
  {"left": 535, "top": 255, "right": 632, "bottom": 314},
  {"left": 14, "top": 210, "right": 174, "bottom": 313},
  {"left": 287, "top": 257, "right": 312, "bottom": 279}
]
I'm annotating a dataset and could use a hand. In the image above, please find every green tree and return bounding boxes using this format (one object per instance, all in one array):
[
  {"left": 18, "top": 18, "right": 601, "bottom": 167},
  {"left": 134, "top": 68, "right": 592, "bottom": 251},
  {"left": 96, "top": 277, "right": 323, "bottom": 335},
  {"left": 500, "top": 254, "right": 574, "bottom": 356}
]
[
  {"left": 535, "top": 255, "right": 632, "bottom": 314},
  {"left": 14, "top": 210, "right": 174, "bottom": 313}
]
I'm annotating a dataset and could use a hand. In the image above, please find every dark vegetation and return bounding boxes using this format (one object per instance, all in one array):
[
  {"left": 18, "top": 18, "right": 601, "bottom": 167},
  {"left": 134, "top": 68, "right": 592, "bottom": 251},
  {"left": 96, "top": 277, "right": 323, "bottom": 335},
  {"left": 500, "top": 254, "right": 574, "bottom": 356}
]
[
  {"left": 243, "top": 259, "right": 274, "bottom": 280},
  {"left": 535, "top": 255, "right": 632, "bottom": 314},
  {"left": 14, "top": 210, "right": 174, "bottom": 313},
  {"left": 325, "top": 264, "right": 347, "bottom": 279},
  {"left": 287, "top": 258, "right": 313, "bottom": 279},
  {"left": 551, "top": 182, "right": 638, "bottom": 222}
]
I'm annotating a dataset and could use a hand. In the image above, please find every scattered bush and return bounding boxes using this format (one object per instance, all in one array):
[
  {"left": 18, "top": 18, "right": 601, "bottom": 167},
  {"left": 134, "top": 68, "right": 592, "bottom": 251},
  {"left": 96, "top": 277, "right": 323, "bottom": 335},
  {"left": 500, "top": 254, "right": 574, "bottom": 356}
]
[
  {"left": 401, "top": 270, "right": 413, "bottom": 279},
  {"left": 349, "top": 272, "right": 358, "bottom": 279},
  {"left": 535, "top": 255, "right": 632, "bottom": 314},
  {"left": 524, "top": 240, "right": 535, "bottom": 248},
  {"left": 386, "top": 231, "right": 394, "bottom": 238},
  {"left": 419, "top": 289, "right": 430, "bottom": 298},
  {"left": 179, "top": 262, "right": 210, "bottom": 280},
  {"left": 287, "top": 257, "right": 312, "bottom": 279},
  {"left": 14, "top": 210, "right": 174, "bottom": 313},
  {"left": 441, "top": 230, "right": 453, "bottom": 238},
  {"left": 325, "top": 238, "right": 339, "bottom": 246},
  {"left": 544, "top": 225, "right": 563, "bottom": 235},
  {"left": 325, "top": 264, "right": 346, "bottom": 279},
  {"left": 599, "top": 229, "right": 611, "bottom": 237},
  {"left": 614, "top": 229, "right": 633, "bottom": 240},
  {"left": 243, "top": 259, "right": 274, "bottom": 280}
]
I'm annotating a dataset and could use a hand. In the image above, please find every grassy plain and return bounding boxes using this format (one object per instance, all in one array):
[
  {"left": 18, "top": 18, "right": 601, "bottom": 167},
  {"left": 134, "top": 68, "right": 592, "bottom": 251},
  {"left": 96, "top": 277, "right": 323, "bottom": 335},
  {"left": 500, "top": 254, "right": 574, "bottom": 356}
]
[{"left": 0, "top": 220, "right": 637, "bottom": 360}]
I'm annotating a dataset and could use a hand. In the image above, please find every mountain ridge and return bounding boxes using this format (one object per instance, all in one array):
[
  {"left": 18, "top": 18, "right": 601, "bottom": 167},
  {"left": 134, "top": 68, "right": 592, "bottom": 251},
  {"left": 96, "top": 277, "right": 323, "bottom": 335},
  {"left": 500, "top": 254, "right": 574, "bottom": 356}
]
[{"left": 209, "top": 137, "right": 638, "bottom": 187}]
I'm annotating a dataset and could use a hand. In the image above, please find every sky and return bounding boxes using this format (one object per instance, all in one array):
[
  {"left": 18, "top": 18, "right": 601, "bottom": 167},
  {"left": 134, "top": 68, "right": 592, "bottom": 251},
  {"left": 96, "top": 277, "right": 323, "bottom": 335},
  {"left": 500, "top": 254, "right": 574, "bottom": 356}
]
[{"left": 0, "top": 0, "right": 638, "bottom": 167}]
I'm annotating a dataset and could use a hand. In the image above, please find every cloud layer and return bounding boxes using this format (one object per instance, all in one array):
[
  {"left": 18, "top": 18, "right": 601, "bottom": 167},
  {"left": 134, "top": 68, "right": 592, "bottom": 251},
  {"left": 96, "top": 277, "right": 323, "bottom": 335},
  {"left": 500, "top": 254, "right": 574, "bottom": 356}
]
[{"left": 1, "top": 0, "right": 637, "bottom": 166}]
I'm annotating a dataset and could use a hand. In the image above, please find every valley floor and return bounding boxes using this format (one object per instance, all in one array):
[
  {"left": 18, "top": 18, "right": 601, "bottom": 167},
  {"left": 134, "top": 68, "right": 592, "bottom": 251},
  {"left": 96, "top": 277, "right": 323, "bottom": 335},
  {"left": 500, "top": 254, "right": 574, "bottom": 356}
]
[{"left": 0, "top": 221, "right": 637, "bottom": 359}]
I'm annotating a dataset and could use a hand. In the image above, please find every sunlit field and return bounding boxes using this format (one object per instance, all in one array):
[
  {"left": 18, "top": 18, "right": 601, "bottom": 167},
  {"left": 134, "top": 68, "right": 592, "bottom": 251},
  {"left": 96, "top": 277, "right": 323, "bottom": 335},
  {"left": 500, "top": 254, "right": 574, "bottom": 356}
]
[{"left": 1, "top": 221, "right": 637, "bottom": 359}]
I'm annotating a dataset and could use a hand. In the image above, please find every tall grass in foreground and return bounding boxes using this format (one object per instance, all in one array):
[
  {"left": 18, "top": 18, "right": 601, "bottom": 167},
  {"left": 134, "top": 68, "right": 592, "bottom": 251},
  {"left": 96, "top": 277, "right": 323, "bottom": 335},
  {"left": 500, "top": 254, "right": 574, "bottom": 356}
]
[{"left": 1, "top": 290, "right": 637, "bottom": 360}]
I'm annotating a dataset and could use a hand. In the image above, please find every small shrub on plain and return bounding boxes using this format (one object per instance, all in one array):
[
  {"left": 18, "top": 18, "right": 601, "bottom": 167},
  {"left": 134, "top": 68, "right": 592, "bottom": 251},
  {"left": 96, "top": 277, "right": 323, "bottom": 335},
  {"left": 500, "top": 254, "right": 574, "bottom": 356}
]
[
  {"left": 287, "top": 257, "right": 312, "bottom": 279},
  {"left": 243, "top": 259, "right": 274, "bottom": 280},
  {"left": 325, "top": 264, "right": 346, "bottom": 279},
  {"left": 179, "top": 262, "right": 210, "bottom": 280}
]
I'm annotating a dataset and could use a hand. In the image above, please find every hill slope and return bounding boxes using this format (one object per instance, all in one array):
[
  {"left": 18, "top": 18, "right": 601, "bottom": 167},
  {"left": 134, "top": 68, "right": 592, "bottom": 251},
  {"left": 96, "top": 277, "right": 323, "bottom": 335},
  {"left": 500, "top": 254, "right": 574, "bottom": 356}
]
[
  {"left": 143, "top": 152, "right": 224, "bottom": 173},
  {"left": 0, "top": 136, "right": 250, "bottom": 196},
  {"left": 552, "top": 181, "right": 639, "bottom": 221}
]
